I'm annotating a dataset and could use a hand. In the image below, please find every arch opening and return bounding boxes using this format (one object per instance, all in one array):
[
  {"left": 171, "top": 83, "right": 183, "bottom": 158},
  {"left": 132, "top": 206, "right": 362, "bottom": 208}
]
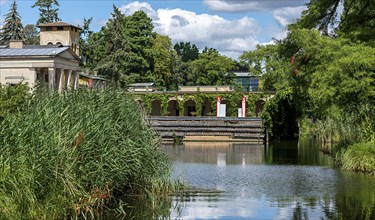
[
  {"left": 184, "top": 99, "right": 196, "bottom": 116},
  {"left": 167, "top": 100, "right": 180, "bottom": 116},
  {"left": 150, "top": 100, "right": 161, "bottom": 116}
]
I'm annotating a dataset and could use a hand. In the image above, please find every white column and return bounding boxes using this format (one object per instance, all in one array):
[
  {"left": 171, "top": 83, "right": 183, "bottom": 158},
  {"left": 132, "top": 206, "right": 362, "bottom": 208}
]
[
  {"left": 73, "top": 72, "right": 79, "bottom": 89},
  {"left": 48, "top": 68, "right": 55, "bottom": 91},
  {"left": 58, "top": 69, "right": 64, "bottom": 93},
  {"left": 28, "top": 68, "right": 37, "bottom": 89},
  {"left": 66, "top": 70, "right": 73, "bottom": 89}
]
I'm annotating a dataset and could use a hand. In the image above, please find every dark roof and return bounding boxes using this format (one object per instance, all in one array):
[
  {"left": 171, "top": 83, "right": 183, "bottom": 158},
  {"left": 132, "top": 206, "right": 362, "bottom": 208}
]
[
  {"left": 79, "top": 73, "right": 109, "bottom": 81},
  {"left": 37, "top": 22, "right": 82, "bottom": 30},
  {"left": 0, "top": 46, "right": 70, "bottom": 57}
]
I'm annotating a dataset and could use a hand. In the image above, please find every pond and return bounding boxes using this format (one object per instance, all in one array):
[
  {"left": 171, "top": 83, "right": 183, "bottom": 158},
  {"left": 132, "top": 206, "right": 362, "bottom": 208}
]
[{"left": 162, "top": 138, "right": 375, "bottom": 220}]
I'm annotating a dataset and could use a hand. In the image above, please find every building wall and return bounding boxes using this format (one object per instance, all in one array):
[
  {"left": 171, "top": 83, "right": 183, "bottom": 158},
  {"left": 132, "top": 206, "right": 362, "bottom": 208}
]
[
  {"left": 179, "top": 86, "right": 232, "bottom": 92},
  {"left": 0, "top": 68, "right": 36, "bottom": 86},
  {"left": 39, "top": 27, "right": 80, "bottom": 55}
]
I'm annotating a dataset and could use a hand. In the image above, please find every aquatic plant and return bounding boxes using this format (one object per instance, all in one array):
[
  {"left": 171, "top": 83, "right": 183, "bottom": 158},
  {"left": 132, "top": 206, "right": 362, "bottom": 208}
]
[{"left": 0, "top": 89, "right": 171, "bottom": 219}]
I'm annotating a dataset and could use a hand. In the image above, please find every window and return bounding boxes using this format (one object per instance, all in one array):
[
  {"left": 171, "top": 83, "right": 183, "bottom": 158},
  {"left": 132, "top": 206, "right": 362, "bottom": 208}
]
[
  {"left": 44, "top": 73, "right": 49, "bottom": 83},
  {"left": 46, "top": 27, "right": 52, "bottom": 31},
  {"left": 47, "top": 42, "right": 53, "bottom": 45},
  {"left": 57, "top": 26, "right": 64, "bottom": 31},
  {"left": 56, "top": 42, "right": 63, "bottom": 47}
]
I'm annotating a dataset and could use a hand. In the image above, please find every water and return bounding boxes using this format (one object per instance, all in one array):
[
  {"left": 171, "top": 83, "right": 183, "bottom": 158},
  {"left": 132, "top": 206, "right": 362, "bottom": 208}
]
[{"left": 163, "top": 139, "right": 375, "bottom": 220}]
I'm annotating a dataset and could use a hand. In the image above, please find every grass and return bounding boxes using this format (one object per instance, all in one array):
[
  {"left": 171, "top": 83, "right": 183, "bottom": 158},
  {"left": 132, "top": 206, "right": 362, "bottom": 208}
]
[
  {"left": 341, "top": 142, "right": 375, "bottom": 175},
  {"left": 0, "top": 88, "right": 171, "bottom": 219}
]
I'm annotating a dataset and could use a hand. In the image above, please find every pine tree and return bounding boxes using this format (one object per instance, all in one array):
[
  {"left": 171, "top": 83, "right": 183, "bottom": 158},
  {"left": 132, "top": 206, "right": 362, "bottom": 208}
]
[
  {"left": 0, "top": 0, "right": 24, "bottom": 45},
  {"left": 32, "top": 0, "right": 61, "bottom": 25}
]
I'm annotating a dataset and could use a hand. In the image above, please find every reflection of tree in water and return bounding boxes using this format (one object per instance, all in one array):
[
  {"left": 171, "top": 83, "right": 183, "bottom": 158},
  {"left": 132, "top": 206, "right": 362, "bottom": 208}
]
[{"left": 293, "top": 202, "right": 309, "bottom": 220}]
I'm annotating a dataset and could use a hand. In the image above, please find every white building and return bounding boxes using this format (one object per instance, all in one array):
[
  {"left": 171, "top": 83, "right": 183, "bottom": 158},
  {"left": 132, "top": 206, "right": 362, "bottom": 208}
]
[{"left": 0, "top": 22, "right": 81, "bottom": 91}]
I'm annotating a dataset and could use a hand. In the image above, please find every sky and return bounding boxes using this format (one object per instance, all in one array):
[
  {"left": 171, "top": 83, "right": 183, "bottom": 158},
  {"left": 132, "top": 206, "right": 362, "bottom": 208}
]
[{"left": 0, "top": 0, "right": 309, "bottom": 59}]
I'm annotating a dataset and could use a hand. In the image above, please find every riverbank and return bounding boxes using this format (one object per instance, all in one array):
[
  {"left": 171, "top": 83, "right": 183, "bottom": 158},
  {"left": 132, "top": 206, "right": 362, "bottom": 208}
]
[
  {"left": 0, "top": 87, "right": 172, "bottom": 219},
  {"left": 299, "top": 116, "right": 375, "bottom": 176}
]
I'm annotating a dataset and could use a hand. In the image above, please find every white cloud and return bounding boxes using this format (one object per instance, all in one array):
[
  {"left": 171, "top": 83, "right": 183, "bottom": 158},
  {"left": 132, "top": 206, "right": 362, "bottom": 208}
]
[
  {"left": 119, "top": 2, "right": 261, "bottom": 60},
  {"left": 204, "top": 0, "right": 308, "bottom": 12},
  {"left": 272, "top": 6, "right": 306, "bottom": 26}
]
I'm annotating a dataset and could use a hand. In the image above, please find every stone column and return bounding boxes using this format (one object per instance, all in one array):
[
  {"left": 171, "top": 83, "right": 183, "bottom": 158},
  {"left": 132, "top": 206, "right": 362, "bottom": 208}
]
[
  {"left": 73, "top": 71, "right": 79, "bottom": 89},
  {"left": 66, "top": 70, "right": 73, "bottom": 89},
  {"left": 28, "top": 68, "right": 37, "bottom": 89},
  {"left": 48, "top": 68, "right": 56, "bottom": 91},
  {"left": 58, "top": 69, "right": 65, "bottom": 93}
]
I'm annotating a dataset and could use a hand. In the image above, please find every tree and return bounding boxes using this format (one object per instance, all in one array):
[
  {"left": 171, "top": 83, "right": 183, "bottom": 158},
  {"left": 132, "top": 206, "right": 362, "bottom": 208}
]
[
  {"left": 189, "top": 49, "right": 237, "bottom": 86},
  {"left": 295, "top": 0, "right": 375, "bottom": 45},
  {"left": 32, "top": 0, "right": 61, "bottom": 25},
  {"left": 78, "top": 17, "right": 93, "bottom": 66},
  {"left": 174, "top": 42, "right": 199, "bottom": 62},
  {"left": 23, "top": 24, "right": 39, "bottom": 45},
  {"left": 0, "top": 0, "right": 23, "bottom": 45},
  {"left": 153, "top": 34, "right": 176, "bottom": 90}
]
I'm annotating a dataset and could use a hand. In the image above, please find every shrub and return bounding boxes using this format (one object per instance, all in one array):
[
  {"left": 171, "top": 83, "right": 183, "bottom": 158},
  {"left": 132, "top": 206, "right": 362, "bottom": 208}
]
[{"left": 341, "top": 142, "right": 375, "bottom": 175}]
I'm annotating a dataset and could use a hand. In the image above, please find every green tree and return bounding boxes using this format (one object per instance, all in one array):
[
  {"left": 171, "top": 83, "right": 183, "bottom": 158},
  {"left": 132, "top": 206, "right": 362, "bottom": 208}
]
[
  {"left": 153, "top": 34, "right": 176, "bottom": 90},
  {"left": 189, "top": 49, "right": 237, "bottom": 86},
  {"left": 23, "top": 24, "right": 39, "bottom": 45},
  {"left": 78, "top": 17, "right": 93, "bottom": 67},
  {"left": 0, "top": 0, "right": 23, "bottom": 45},
  {"left": 87, "top": 7, "right": 157, "bottom": 86},
  {"left": 174, "top": 42, "right": 199, "bottom": 62},
  {"left": 122, "top": 10, "right": 156, "bottom": 84},
  {"left": 296, "top": 0, "right": 375, "bottom": 45},
  {"left": 32, "top": 0, "right": 61, "bottom": 25}
]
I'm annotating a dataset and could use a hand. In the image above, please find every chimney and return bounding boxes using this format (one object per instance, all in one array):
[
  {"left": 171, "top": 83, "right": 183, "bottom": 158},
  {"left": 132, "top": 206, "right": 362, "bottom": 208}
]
[{"left": 9, "top": 40, "right": 23, "bottom": 49}]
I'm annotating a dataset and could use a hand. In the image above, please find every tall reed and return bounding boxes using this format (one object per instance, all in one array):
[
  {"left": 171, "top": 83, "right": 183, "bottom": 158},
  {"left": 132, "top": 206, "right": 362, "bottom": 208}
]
[{"left": 0, "top": 89, "right": 171, "bottom": 219}]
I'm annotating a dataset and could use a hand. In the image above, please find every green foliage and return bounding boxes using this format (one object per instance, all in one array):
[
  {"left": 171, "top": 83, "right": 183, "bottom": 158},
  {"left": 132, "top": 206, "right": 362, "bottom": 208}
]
[
  {"left": 32, "top": 0, "right": 61, "bottom": 25},
  {"left": 0, "top": 89, "right": 170, "bottom": 218},
  {"left": 0, "top": 0, "right": 23, "bottom": 44},
  {"left": 87, "top": 7, "right": 156, "bottom": 87},
  {"left": 78, "top": 17, "right": 93, "bottom": 67},
  {"left": 23, "top": 24, "right": 39, "bottom": 45},
  {"left": 189, "top": 49, "right": 237, "bottom": 86},
  {"left": 296, "top": 0, "right": 375, "bottom": 45},
  {"left": 153, "top": 34, "right": 177, "bottom": 90},
  {"left": 0, "top": 84, "right": 29, "bottom": 121},
  {"left": 261, "top": 90, "right": 299, "bottom": 139},
  {"left": 341, "top": 142, "right": 375, "bottom": 175},
  {"left": 174, "top": 42, "right": 199, "bottom": 62}
]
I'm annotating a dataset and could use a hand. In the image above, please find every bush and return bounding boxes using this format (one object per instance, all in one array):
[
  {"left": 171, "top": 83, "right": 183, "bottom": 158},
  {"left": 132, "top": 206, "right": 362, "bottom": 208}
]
[
  {"left": 0, "top": 89, "right": 170, "bottom": 219},
  {"left": 341, "top": 142, "right": 375, "bottom": 175},
  {"left": 261, "top": 89, "right": 299, "bottom": 139},
  {"left": 0, "top": 83, "right": 29, "bottom": 120}
]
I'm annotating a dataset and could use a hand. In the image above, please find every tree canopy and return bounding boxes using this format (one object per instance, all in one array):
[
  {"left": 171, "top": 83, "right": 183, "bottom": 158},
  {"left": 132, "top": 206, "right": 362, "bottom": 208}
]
[
  {"left": 32, "top": 0, "right": 61, "bottom": 25},
  {"left": 0, "top": 0, "right": 23, "bottom": 45}
]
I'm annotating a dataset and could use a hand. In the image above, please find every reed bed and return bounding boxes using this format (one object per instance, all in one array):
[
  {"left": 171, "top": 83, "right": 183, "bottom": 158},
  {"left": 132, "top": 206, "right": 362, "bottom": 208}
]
[{"left": 0, "top": 89, "right": 171, "bottom": 219}]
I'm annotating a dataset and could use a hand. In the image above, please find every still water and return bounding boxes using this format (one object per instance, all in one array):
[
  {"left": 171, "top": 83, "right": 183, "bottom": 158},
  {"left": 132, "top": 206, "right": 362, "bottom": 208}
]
[{"left": 162, "top": 139, "right": 375, "bottom": 220}]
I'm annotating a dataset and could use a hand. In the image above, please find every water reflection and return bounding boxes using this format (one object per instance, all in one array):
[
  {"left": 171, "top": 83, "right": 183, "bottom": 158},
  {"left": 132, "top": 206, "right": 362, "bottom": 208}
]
[{"left": 164, "top": 139, "right": 375, "bottom": 220}]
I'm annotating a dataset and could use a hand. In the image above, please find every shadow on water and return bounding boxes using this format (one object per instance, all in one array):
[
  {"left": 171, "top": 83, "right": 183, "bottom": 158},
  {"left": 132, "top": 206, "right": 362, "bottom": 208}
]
[{"left": 104, "top": 139, "right": 375, "bottom": 219}]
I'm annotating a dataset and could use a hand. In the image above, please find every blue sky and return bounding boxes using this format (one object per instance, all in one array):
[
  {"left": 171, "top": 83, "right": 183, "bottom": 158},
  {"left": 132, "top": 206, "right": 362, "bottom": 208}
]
[{"left": 1, "top": 0, "right": 308, "bottom": 59}]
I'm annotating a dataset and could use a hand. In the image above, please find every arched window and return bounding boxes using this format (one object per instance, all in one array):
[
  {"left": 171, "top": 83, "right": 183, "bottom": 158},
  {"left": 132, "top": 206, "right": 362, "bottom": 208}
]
[{"left": 47, "top": 42, "right": 53, "bottom": 45}]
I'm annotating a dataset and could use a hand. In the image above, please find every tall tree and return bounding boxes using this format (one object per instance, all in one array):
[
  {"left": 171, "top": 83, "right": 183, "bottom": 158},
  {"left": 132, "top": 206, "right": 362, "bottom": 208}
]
[
  {"left": 153, "top": 34, "right": 176, "bottom": 90},
  {"left": 174, "top": 42, "right": 199, "bottom": 62},
  {"left": 23, "top": 24, "right": 39, "bottom": 45},
  {"left": 189, "top": 49, "right": 237, "bottom": 86},
  {"left": 32, "top": 0, "right": 61, "bottom": 25},
  {"left": 0, "top": 0, "right": 23, "bottom": 45},
  {"left": 78, "top": 17, "right": 93, "bottom": 66},
  {"left": 295, "top": 0, "right": 375, "bottom": 45}
]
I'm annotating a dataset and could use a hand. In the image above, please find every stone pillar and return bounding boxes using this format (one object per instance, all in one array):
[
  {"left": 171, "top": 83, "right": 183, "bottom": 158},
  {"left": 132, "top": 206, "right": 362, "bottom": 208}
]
[
  {"left": 48, "top": 68, "right": 55, "bottom": 91},
  {"left": 58, "top": 69, "right": 65, "bottom": 93},
  {"left": 29, "top": 68, "right": 37, "bottom": 89},
  {"left": 73, "top": 71, "right": 79, "bottom": 89},
  {"left": 66, "top": 70, "right": 73, "bottom": 89}
]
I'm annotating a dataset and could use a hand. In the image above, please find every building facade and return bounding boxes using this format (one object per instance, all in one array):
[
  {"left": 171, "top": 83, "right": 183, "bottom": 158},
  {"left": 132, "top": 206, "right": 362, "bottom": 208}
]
[{"left": 0, "top": 22, "right": 81, "bottom": 91}]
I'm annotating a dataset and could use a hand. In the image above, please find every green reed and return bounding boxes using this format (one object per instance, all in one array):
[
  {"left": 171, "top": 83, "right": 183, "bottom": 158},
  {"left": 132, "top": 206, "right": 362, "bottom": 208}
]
[{"left": 0, "top": 89, "right": 171, "bottom": 219}]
